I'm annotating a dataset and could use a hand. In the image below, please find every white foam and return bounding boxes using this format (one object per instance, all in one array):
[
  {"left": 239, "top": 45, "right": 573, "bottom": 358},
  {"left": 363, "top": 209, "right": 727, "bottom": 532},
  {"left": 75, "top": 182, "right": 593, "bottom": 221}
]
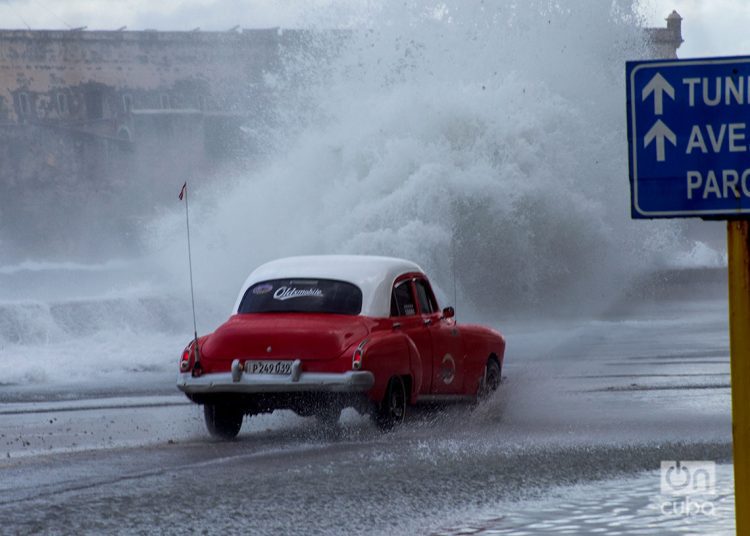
[
  {"left": 0, "top": 260, "right": 131, "bottom": 276},
  {"left": 671, "top": 241, "right": 728, "bottom": 269},
  {"left": 146, "top": 0, "right": 687, "bottom": 315},
  {"left": 1, "top": 2, "right": 710, "bottom": 387}
]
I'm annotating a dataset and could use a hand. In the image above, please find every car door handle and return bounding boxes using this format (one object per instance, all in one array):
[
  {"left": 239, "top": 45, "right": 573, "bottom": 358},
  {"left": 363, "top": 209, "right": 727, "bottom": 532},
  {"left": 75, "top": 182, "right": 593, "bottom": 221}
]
[
  {"left": 392, "top": 322, "right": 401, "bottom": 330},
  {"left": 423, "top": 319, "right": 432, "bottom": 326}
]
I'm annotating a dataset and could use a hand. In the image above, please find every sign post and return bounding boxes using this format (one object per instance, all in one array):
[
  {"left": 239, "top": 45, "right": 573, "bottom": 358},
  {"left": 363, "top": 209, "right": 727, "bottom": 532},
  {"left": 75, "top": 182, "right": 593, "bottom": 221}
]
[
  {"left": 627, "top": 56, "right": 750, "bottom": 533},
  {"left": 728, "top": 220, "right": 750, "bottom": 534}
]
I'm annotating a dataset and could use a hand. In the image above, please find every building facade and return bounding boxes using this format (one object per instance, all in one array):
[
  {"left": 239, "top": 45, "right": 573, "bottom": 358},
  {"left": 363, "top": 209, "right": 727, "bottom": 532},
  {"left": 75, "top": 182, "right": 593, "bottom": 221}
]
[
  {"left": 0, "top": 28, "right": 292, "bottom": 160},
  {"left": 0, "top": 16, "right": 683, "bottom": 258},
  {"left": 644, "top": 10, "right": 683, "bottom": 59},
  {"left": 0, "top": 12, "right": 683, "bottom": 149},
  {"left": 0, "top": 28, "right": 305, "bottom": 257}
]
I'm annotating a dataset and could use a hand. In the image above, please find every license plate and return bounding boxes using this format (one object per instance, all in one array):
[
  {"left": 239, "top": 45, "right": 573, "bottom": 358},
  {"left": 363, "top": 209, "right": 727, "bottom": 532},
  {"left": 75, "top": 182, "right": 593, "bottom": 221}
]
[{"left": 244, "top": 360, "right": 293, "bottom": 375}]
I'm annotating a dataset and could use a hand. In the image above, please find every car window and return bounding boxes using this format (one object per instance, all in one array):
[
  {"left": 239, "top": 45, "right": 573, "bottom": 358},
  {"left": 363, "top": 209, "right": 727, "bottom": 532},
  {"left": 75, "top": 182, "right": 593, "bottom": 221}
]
[
  {"left": 414, "top": 278, "right": 438, "bottom": 314},
  {"left": 238, "top": 278, "right": 362, "bottom": 315},
  {"left": 391, "top": 280, "right": 416, "bottom": 316}
]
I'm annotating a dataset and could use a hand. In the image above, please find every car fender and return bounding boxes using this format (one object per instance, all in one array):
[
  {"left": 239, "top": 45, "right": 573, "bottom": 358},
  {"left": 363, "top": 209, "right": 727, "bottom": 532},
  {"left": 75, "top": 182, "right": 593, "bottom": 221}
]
[
  {"left": 363, "top": 332, "right": 422, "bottom": 403},
  {"left": 460, "top": 327, "right": 506, "bottom": 393}
]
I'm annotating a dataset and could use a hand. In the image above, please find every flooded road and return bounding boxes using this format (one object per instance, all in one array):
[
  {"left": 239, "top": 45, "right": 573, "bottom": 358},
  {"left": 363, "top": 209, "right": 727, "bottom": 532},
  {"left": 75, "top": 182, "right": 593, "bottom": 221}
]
[{"left": 0, "top": 292, "right": 733, "bottom": 534}]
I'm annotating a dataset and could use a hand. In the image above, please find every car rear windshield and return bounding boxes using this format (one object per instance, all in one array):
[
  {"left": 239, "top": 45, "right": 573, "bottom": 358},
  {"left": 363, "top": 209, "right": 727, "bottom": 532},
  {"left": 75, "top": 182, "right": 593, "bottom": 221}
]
[{"left": 238, "top": 279, "right": 363, "bottom": 315}]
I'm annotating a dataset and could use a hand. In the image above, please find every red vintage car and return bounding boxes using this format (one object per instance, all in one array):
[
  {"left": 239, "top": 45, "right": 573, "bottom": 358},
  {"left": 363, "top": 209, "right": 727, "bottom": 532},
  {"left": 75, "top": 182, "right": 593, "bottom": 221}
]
[{"left": 178, "top": 255, "right": 505, "bottom": 438}]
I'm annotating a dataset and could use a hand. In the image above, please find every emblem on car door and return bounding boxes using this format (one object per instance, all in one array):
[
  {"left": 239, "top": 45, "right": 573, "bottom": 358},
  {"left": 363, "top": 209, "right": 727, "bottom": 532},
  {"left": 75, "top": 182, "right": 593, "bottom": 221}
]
[{"left": 440, "top": 354, "right": 455, "bottom": 384}]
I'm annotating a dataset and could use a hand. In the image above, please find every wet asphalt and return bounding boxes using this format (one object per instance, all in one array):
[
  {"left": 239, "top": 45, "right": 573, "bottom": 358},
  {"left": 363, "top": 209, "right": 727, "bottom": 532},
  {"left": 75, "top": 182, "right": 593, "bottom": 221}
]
[{"left": 0, "top": 295, "right": 733, "bottom": 535}]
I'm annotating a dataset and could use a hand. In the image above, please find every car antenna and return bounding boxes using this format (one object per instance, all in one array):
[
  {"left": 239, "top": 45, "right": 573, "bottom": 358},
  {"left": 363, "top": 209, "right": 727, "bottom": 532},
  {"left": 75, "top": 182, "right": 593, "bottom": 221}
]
[
  {"left": 452, "top": 233, "right": 458, "bottom": 323},
  {"left": 179, "top": 181, "right": 201, "bottom": 365}
]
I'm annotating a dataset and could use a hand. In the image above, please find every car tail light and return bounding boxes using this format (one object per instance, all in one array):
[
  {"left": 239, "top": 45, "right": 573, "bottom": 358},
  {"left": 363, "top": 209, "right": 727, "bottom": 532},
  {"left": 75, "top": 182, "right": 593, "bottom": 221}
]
[
  {"left": 180, "top": 340, "right": 204, "bottom": 376},
  {"left": 352, "top": 348, "right": 363, "bottom": 370},
  {"left": 352, "top": 339, "right": 368, "bottom": 370},
  {"left": 180, "top": 340, "right": 201, "bottom": 373},
  {"left": 180, "top": 348, "right": 192, "bottom": 372}
]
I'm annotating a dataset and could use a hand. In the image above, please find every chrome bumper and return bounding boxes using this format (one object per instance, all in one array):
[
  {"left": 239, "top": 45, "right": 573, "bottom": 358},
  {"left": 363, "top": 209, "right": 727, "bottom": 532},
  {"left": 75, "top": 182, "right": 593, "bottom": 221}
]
[{"left": 177, "top": 358, "right": 375, "bottom": 395}]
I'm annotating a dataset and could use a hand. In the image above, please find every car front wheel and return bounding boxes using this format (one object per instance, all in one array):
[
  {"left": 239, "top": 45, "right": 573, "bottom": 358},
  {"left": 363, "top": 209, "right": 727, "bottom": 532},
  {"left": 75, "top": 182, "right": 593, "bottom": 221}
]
[
  {"left": 374, "top": 376, "right": 406, "bottom": 431},
  {"left": 204, "top": 403, "right": 244, "bottom": 439}
]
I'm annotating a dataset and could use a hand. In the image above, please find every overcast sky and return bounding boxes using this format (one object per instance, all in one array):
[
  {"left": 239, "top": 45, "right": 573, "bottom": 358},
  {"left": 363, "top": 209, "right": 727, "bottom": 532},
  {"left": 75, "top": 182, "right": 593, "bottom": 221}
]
[
  {"left": 0, "top": 0, "right": 747, "bottom": 58},
  {"left": 0, "top": 0, "right": 342, "bottom": 31}
]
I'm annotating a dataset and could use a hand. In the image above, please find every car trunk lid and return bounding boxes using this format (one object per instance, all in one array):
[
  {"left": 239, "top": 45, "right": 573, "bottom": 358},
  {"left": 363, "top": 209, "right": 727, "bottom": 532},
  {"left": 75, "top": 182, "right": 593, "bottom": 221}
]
[{"left": 201, "top": 313, "right": 369, "bottom": 364}]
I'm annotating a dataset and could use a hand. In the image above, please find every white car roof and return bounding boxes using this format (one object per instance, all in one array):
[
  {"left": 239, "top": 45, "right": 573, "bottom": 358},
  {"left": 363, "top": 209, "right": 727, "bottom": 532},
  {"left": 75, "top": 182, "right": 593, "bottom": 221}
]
[{"left": 233, "top": 255, "right": 425, "bottom": 317}]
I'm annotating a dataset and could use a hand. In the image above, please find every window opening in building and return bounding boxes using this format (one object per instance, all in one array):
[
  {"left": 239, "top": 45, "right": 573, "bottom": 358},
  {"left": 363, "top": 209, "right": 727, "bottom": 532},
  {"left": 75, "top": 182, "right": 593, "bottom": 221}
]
[
  {"left": 18, "top": 92, "right": 31, "bottom": 115},
  {"left": 85, "top": 89, "right": 104, "bottom": 119},
  {"left": 57, "top": 93, "right": 68, "bottom": 115}
]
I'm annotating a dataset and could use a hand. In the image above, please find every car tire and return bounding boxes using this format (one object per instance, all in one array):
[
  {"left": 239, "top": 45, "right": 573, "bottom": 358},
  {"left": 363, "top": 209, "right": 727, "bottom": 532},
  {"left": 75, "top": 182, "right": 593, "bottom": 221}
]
[
  {"left": 477, "top": 358, "right": 501, "bottom": 401},
  {"left": 374, "top": 376, "right": 406, "bottom": 431},
  {"left": 204, "top": 403, "right": 243, "bottom": 439}
]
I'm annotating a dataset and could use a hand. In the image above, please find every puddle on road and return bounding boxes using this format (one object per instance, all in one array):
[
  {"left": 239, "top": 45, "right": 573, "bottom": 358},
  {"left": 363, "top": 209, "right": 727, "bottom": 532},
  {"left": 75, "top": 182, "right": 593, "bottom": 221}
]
[{"left": 433, "top": 464, "right": 735, "bottom": 535}]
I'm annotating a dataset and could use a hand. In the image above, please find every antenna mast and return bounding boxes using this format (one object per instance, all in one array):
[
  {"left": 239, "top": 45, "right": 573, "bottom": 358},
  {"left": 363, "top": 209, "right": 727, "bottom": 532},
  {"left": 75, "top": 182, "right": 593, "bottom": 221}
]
[
  {"left": 179, "top": 182, "right": 200, "bottom": 362},
  {"left": 452, "top": 233, "right": 458, "bottom": 320}
]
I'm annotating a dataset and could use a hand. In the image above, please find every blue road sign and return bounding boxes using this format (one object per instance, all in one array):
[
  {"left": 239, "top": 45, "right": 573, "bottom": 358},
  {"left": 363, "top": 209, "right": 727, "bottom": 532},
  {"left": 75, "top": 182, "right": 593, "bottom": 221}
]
[{"left": 627, "top": 56, "right": 750, "bottom": 218}]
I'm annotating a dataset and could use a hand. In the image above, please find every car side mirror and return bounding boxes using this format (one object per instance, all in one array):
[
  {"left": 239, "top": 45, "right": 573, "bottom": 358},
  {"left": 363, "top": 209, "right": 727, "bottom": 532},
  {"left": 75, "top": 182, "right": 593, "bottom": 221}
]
[{"left": 442, "top": 306, "right": 455, "bottom": 319}]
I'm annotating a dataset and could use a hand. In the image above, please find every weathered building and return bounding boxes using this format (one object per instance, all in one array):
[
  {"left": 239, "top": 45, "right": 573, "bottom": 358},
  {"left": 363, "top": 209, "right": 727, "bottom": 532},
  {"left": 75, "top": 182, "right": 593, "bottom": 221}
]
[
  {"left": 0, "top": 15, "right": 684, "bottom": 259},
  {"left": 0, "top": 12, "right": 683, "bottom": 150},
  {"left": 644, "top": 10, "right": 683, "bottom": 59},
  {"left": 0, "top": 28, "right": 303, "bottom": 257},
  {"left": 0, "top": 28, "right": 291, "bottom": 161}
]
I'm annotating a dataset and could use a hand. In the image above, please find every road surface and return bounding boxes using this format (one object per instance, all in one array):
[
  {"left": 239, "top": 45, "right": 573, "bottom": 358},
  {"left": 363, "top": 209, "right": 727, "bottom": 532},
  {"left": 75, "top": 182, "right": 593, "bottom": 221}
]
[{"left": 0, "top": 286, "right": 734, "bottom": 534}]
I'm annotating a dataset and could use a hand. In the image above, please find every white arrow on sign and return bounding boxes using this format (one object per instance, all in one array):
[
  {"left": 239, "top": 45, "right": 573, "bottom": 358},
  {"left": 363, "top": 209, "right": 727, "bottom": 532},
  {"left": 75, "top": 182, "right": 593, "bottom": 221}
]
[
  {"left": 641, "top": 73, "right": 675, "bottom": 116},
  {"left": 644, "top": 119, "right": 676, "bottom": 162}
]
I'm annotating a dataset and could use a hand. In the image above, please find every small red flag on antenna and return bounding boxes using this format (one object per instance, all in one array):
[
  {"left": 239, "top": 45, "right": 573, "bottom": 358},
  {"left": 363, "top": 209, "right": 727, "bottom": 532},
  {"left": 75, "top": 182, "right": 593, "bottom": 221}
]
[{"left": 178, "top": 182, "right": 187, "bottom": 201}]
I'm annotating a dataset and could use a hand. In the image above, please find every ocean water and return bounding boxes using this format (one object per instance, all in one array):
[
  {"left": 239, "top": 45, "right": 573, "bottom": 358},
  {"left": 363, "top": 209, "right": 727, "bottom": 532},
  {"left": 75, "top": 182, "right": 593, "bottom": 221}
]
[
  {"left": 0, "top": 261, "right": 189, "bottom": 386},
  {"left": 0, "top": 1, "right": 725, "bottom": 386}
]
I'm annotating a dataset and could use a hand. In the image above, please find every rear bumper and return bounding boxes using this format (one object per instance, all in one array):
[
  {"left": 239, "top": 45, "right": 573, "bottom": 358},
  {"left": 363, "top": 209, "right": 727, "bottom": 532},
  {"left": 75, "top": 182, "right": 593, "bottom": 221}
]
[{"left": 177, "top": 358, "right": 375, "bottom": 395}]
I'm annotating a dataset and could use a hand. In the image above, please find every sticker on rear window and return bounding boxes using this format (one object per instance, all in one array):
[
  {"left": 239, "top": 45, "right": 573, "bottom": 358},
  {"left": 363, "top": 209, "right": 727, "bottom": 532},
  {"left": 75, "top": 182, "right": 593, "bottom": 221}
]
[
  {"left": 238, "top": 278, "right": 361, "bottom": 315},
  {"left": 273, "top": 286, "right": 324, "bottom": 301},
  {"left": 253, "top": 283, "right": 274, "bottom": 295}
]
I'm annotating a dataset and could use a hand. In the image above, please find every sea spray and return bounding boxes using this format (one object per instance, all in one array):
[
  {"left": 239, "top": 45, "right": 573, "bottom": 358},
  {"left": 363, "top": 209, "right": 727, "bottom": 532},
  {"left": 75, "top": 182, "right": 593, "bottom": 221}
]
[
  {"left": 0, "top": 1, "right": 722, "bottom": 387},
  {"left": 149, "top": 0, "right": 694, "bottom": 318}
]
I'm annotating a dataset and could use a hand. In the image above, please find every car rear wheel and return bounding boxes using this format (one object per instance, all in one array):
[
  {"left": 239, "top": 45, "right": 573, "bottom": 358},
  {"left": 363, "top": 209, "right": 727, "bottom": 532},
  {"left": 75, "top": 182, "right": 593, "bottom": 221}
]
[
  {"left": 204, "top": 403, "right": 244, "bottom": 439},
  {"left": 477, "top": 358, "right": 501, "bottom": 401},
  {"left": 374, "top": 376, "right": 406, "bottom": 431}
]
